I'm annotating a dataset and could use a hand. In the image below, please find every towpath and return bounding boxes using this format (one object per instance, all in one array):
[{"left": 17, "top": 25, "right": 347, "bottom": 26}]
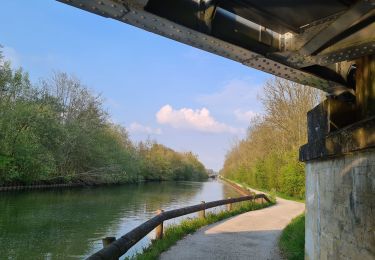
[{"left": 160, "top": 197, "right": 304, "bottom": 260}]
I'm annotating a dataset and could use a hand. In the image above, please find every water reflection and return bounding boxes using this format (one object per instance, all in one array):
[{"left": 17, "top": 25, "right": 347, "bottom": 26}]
[{"left": 0, "top": 180, "right": 240, "bottom": 259}]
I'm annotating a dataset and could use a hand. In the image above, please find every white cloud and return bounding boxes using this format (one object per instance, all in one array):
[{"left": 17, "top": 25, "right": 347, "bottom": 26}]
[
  {"left": 156, "top": 104, "right": 244, "bottom": 134},
  {"left": 234, "top": 109, "right": 258, "bottom": 123},
  {"left": 128, "top": 122, "right": 162, "bottom": 135}
]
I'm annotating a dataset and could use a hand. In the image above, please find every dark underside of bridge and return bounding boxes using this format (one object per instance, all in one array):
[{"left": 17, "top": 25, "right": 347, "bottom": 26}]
[
  {"left": 59, "top": 0, "right": 374, "bottom": 95},
  {"left": 58, "top": 0, "right": 374, "bottom": 259}
]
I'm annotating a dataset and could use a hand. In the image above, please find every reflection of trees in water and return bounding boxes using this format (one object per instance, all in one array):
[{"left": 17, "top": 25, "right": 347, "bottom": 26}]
[{"left": 0, "top": 182, "right": 206, "bottom": 259}]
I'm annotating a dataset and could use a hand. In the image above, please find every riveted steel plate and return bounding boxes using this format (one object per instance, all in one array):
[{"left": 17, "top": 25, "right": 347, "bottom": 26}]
[{"left": 57, "top": 0, "right": 374, "bottom": 95}]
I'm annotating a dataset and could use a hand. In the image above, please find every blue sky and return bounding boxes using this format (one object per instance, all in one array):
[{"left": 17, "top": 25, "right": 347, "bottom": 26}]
[{"left": 1, "top": 0, "right": 270, "bottom": 171}]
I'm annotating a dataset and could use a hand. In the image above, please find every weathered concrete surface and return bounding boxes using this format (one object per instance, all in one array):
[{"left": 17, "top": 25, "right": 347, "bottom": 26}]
[
  {"left": 305, "top": 149, "right": 375, "bottom": 260},
  {"left": 160, "top": 198, "right": 304, "bottom": 260}
]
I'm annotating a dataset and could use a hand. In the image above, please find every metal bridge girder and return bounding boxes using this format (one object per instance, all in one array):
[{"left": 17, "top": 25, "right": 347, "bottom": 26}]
[{"left": 57, "top": 0, "right": 375, "bottom": 96}]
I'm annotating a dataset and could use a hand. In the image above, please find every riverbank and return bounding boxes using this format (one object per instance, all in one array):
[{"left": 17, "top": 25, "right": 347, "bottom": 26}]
[
  {"left": 220, "top": 176, "right": 304, "bottom": 203},
  {"left": 0, "top": 175, "right": 139, "bottom": 192},
  {"left": 0, "top": 174, "right": 209, "bottom": 192},
  {"left": 0, "top": 180, "right": 138, "bottom": 192}
]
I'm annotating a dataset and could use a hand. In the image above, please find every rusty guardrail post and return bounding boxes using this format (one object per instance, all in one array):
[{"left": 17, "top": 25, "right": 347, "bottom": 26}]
[
  {"left": 102, "top": 236, "right": 116, "bottom": 248},
  {"left": 198, "top": 201, "right": 206, "bottom": 219},
  {"left": 155, "top": 209, "right": 164, "bottom": 240},
  {"left": 227, "top": 197, "right": 232, "bottom": 211}
]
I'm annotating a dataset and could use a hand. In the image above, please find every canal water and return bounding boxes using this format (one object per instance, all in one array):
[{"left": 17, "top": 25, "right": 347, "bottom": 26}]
[{"left": 0, "top": 180, "right": 241, "bottom": 259}]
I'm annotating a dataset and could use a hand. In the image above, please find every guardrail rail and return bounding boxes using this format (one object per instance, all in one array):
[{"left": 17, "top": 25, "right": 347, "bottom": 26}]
[{"left": 88, "top": 193, "right": 271, "bottom": 260}]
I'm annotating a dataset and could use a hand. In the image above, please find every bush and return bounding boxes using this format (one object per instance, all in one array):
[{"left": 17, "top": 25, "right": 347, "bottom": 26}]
[{"left": 279, "top": 153, "right": 305, "bottom": 198}]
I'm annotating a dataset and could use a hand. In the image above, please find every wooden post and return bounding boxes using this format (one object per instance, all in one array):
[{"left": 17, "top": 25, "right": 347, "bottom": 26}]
[
  {"left": 155, "top": 209, "right": 164, "bottom": 240},
  {"left": 102, "top": 236, "right": 116, "bottom": 248},
  {"left": 198, "top": 201, "right": 206, "bottom": 219},
  {"left": 226, "top": 197, "right": 232, "bottom": 211}
]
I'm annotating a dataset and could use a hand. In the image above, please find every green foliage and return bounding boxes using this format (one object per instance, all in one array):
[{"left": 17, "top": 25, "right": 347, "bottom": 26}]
[
  {"left": 136, "top": 142, "right": 208, "bottom": 182},
  {"left": 221, "top": 78, "right": 322, "bottom": 199},
  {"left": 279, "top": 214, "right": 305, "bottom": 260},
  {"left": 225, "top": 178, "right": 304, "bottom": 203},
  {"left": 223, "top": 150, "right": 305, "bottom": 200},
  {"left": 129, "top": 200, "right": 274, "bottom": 260},
  {"left": 0, "top": 52, "right": 208, "bottom": 185},
  {"left": 279, "top": 153, "right": 305, "bottom": 198}
]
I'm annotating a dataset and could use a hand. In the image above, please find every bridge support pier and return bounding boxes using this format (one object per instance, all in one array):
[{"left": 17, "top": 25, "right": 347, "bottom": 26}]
[{"left": 300, "top": 55, "right": 375, "bottom": 259}]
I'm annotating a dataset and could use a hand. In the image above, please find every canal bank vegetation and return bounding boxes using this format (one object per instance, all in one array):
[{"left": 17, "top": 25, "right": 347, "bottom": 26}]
[
  {"left": 129, "top": 200, "right": 275, "bottom": 260},
  {"left": 221, "top": 78, "right": 322, "bottom": 199},
  {"left": 222, "top": 177, "right": 305, "bottom": 203},
  {"left": 0, "top": 50, "right": 207, "bottom": 186},
  {"left": 279, "top": 214, "right": 305, "bottom": 260}
]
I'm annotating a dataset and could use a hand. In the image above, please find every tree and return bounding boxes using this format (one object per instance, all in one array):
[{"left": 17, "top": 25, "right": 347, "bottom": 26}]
[
  {"left": 0, "top": 48, "right": 208, "bottom": 185},
  {"left": 221, "top": 77, "right": 322, "bottom": 198}
]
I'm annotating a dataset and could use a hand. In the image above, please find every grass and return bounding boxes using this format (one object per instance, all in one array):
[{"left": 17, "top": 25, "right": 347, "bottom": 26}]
[
  {"left": 128, "top": 200, "right": 275, "bottom": 260},
  {"left": 221, "top": 177, "right": 305, "bottom": 203},
  {"left": 265, "top": 188, "right": 304, "bottom": 203},
  {"left": 279, "top": 214, "right": 305, "bottom": 260}
]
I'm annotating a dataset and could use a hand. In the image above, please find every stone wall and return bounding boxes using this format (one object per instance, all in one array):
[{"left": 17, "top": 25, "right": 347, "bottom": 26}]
[{"left": 305, "top": 149, "right": 375, "bottom": 260}]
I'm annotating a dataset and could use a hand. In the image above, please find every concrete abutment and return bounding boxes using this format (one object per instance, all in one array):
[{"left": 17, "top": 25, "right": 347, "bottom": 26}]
[
  {"left": 304, "top": 151, "right": 375, "bottom": 259},
  {"left": 300, "top": 55, "right": 375, "bottom": 259}
]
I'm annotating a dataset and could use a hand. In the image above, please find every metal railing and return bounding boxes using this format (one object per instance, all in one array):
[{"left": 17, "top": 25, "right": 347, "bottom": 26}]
[{"left": 88, "top": 193, "right": 271, "bottom": 260}]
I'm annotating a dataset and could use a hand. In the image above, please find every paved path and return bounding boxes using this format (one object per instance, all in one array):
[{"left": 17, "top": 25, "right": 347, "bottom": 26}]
[{"left": 160, "top": 198, "right": 305, "bottom": 260}]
